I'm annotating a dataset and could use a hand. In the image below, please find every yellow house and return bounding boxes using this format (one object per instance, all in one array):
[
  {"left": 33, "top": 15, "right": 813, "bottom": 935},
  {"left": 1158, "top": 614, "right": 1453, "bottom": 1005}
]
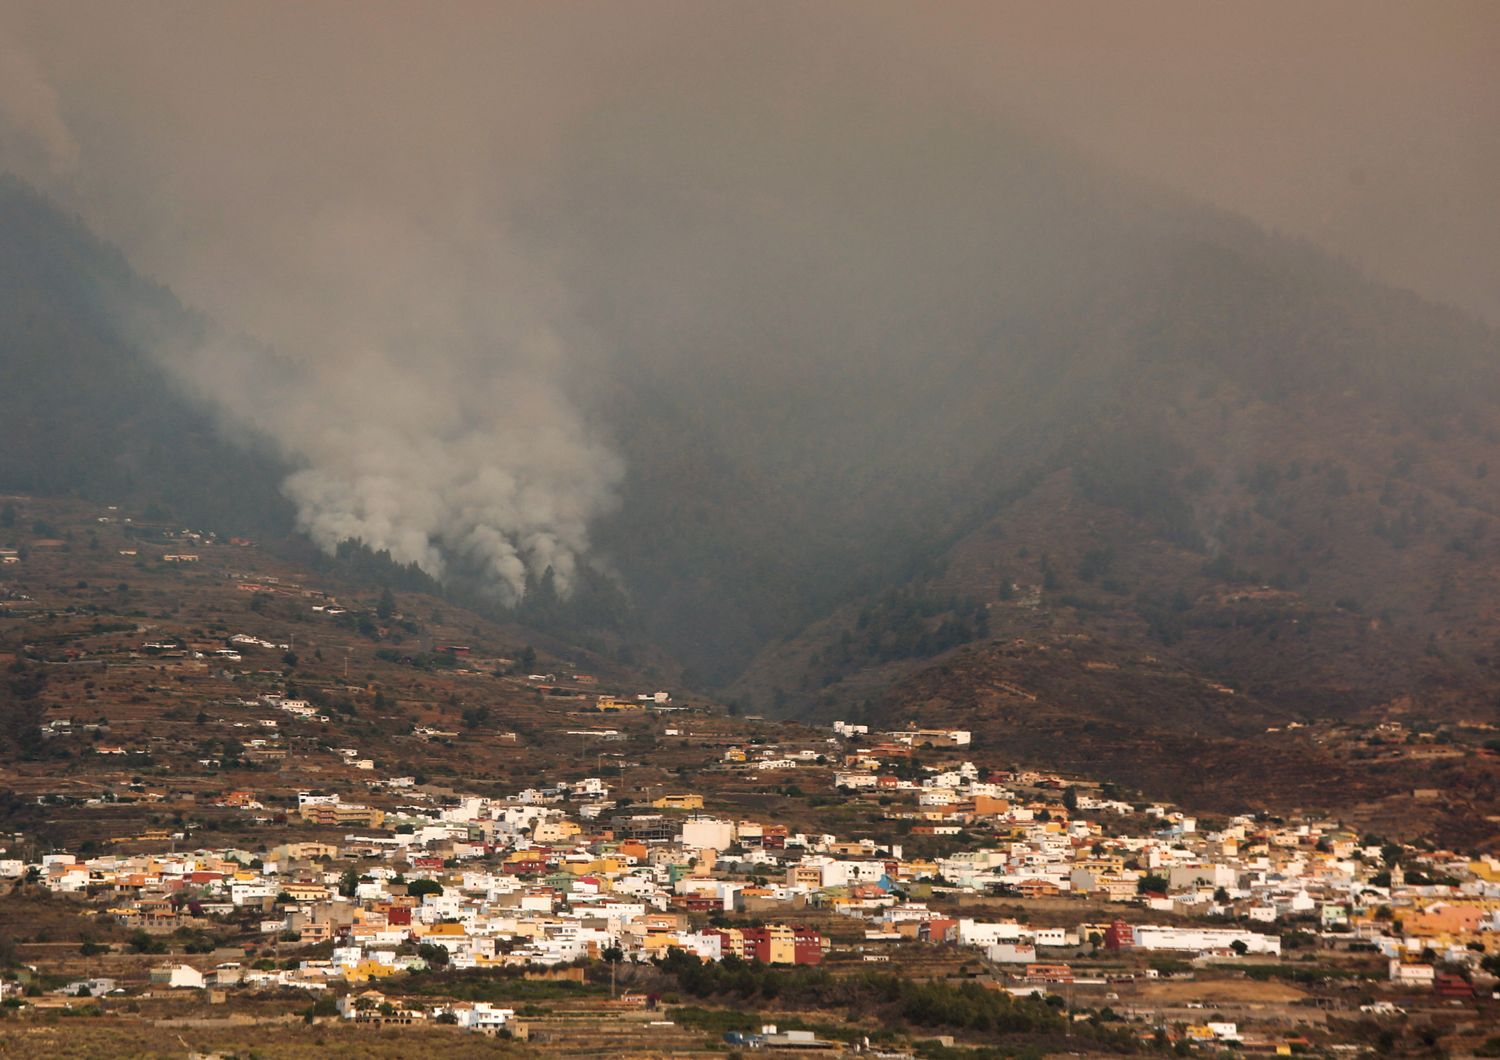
[
  {"left": 786, "top": 864, "right": 822, "bottom": 888},
  {"left": 416, "top": 921, "right": 468, "bottom": 941},
  {"left": 762, "top": 924, "right": 799, "bottom": 965},
  {"left": 639, "top": 932, "right": 680, "bottom": 958},
  {"left": 270, "top": 842, "right": 339, "bottom": 861},
  {"left": 346, "top": 957, "right": 399, "bottom": 983},
  {"left": 282, "top": 882, "right": 331, "bottom": 902},
  {"left": 898, "top": 859, "right": 939, "bottom": 880},
  {"left": 566, "top": 856, "right": 626, "bottom": 876},
  {"left": 596, "top": 695, "right": 641, "bottom": 712},
  {"left": 651, "top": 793, "right": 704, "bottom": 811},
  {"left": 534, "top": 819, "right": 581, "bottom": 842},
  {"left": 1467, "top": 858, "right": 1500, "bottom": 883}
]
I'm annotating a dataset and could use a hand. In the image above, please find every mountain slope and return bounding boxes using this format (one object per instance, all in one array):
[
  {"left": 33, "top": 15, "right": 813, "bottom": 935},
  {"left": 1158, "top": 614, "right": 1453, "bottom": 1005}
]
[
  {"left": 731, "top": 273, "right": 1500, "bottom": 719},
  {"left": 0, "top": 176, "right": 293, "bottom": 534},
  {"left": 8, "top": 84, "right": 1500, "bottom": 740},
  {"left": 529, "top": 88, "right": 1500, "bottom": 688}
]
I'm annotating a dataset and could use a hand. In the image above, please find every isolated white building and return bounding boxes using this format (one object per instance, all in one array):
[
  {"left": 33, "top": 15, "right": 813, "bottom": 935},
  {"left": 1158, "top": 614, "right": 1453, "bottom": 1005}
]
[{"left": 150, "top": 964, "right": 206, "bottom": 989}]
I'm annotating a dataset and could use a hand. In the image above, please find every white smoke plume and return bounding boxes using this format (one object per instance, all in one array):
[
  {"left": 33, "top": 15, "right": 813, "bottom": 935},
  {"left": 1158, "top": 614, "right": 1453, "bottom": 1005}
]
[
  {"left": 2, "top": 0, "right": 1497, "bottom": 609},
  {"left": 251, "top": 345, "right": 621, "bottom": 602},
  {"left": 0, "top": 6, "right": 632, "bottom": 601},
  {"left": 154, "top": 221, "right": 626, "bottom": 601}
]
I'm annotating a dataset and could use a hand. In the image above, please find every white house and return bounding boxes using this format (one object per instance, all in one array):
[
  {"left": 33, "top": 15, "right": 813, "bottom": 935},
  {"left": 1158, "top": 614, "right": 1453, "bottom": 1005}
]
[
  {"left": 987, "top": 942, "right": 1038, "bottom": 964},
  {"left": 681, "top": 817, "right": 736, "bottom": 851},
  {"left": 1389, "top": 960, "right": 1436, "bottom": 986},
  {"left": 1130, "top": 926, "right": 1280, "bottom": 956},
  {"left": 150, "top": 963, "right": 206, "bottom": 989}
]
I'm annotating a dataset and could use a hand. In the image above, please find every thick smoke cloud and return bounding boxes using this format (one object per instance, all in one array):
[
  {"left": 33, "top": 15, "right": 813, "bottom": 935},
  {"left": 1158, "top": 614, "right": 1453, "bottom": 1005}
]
[
  {"left": 0, "top": 2, "right": 641, "bottom": 599},
  {"left": 185, "top": 329, "right": 623, "bottom": 601},
  {"left": 0, "top": 1, "right": 1496, "bottom": 601},
  {"left": 137, "top": 200, "right": 626, "bottom": 600}
]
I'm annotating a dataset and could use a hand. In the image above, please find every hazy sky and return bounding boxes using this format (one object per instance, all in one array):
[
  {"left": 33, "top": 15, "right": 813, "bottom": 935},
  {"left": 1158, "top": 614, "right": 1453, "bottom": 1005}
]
[
  {"left": 3, "top": 1, "right": 1495, "bottom": 324},
  {"left": 1, "top": 1, "right": 1496, "bottom": 599}
]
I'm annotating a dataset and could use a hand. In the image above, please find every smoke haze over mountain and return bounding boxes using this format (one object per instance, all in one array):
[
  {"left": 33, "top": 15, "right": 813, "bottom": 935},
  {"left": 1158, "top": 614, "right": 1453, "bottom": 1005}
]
[{"left": 0, "top": 1, "right": 1496, "bottom": 608}]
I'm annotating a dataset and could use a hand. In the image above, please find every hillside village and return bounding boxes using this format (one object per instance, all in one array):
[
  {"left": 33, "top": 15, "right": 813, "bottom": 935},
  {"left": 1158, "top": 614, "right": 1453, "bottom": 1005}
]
[
  {"left": 3, "top": 739, "right": 1499, "bottom": 1052},
  {"left": 1, "top": 495, "right": 1498, "bottom": 1056}
]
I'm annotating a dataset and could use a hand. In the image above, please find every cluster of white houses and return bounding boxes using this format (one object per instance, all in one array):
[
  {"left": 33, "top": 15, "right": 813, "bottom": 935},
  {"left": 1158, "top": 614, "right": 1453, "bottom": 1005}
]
[{"left": 2, "top": 724, "right": 1496, "bottom": 1031}]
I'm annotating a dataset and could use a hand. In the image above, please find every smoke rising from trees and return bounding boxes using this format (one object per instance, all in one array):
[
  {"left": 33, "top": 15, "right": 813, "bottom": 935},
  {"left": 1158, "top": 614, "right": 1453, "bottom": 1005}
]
[{"left": 0, "top": 1, "right": 1495, "bottom": 603}]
